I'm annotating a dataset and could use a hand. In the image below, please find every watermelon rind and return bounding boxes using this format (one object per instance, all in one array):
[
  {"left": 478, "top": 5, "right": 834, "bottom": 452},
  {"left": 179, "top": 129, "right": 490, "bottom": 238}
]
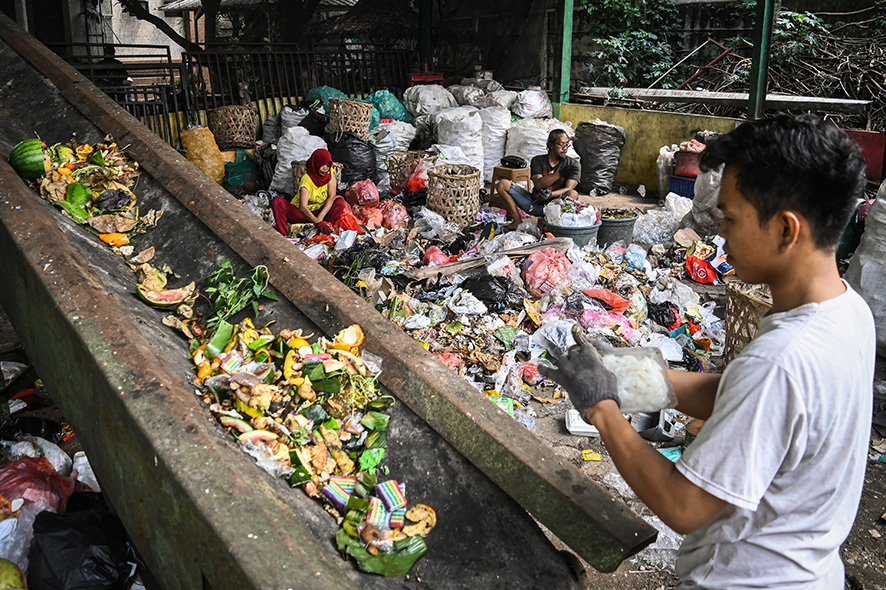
[
  {"left": 137, "top": 281, "right": 196, "bottom": 309},
  {"left": 8, "top": 139, "right": 48, "bottom": 181}
]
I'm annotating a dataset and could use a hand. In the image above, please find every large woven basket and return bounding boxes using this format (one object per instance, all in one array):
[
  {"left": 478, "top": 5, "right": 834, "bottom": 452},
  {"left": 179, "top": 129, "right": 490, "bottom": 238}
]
[
  {"left": 292, "top": 160, "right": 344, "bottom": 190},
  {"left": 385, "top": 150, "right": 438, "bottom": 191},
  {"left": 725, "top": 282, "right": 772, "bottom": 363},
  {"left": 427, "top": 164, "right": 481, "bottom": 226},
  {"left": 207, "top": 105, "right": 257, "bottom": 150},
  {"left": 326, "top": 98, "right": 373, "bottom": 141}
]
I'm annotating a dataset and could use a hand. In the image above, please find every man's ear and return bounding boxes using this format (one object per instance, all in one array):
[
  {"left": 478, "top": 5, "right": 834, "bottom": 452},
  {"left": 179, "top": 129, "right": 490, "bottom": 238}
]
[{"left": 779, "top": 211, "right": 801, "bottom": 251}]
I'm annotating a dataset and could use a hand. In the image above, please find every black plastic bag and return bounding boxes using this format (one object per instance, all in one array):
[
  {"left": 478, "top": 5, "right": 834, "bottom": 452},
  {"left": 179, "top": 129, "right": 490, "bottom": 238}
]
[
  {"left": 324, "top": 131, "right": 378, "bottom": 185},
  {"left": 0, "top": 416, "right": 62, "bottom": 444},
  {"left": 28, "top": 509, "right": 131, "bottom": 590},
  {"left": 573, "top": 121, "right": 626, "bottom": 196},
  {"left": 298, "top": 110, "right": 328, "bottom": 137},
  {"left": 460, "top": 274, "right": 524, "bottom": 311}
]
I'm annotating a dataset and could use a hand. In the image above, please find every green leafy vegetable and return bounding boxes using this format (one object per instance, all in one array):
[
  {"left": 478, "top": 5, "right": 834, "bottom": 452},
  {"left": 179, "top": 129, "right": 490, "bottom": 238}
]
[
  {"left": 203, "top": 260, "right": 278, "bottom": 330},
  {"left": 336, "top": 530, "right": 429, "bottom": 576}
]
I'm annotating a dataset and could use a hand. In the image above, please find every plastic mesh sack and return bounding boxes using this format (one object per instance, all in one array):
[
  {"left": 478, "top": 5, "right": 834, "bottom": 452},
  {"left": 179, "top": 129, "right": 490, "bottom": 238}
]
[
  {"left": 366, "top": 90, "right": 412, "bottom": 123},
  {"left": 306, "top": 85, "right": 348, "bottom": 113}
]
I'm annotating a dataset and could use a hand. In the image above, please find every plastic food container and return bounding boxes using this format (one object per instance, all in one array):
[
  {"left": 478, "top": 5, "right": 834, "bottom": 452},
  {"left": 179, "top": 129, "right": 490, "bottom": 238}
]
[{"left": 599, "top": 347, "right": 677, "bottom": 414}]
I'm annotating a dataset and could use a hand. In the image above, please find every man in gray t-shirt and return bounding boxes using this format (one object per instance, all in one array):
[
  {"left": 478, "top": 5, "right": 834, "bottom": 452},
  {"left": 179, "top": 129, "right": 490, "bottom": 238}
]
[
  {"left": 541, "top": 116, "right": 873, "bottom": 589},
  {"left": 491, "top": 129, "right": 580, "bottom": 230}
]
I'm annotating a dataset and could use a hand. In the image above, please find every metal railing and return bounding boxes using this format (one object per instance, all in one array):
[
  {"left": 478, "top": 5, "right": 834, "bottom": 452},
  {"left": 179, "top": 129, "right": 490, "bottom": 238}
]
[
  {"left": 48, "top": 43, "right": 194, "bottom": 146},
  {"left": 183, "top": 44, "right": 414, "bottom": 123}
]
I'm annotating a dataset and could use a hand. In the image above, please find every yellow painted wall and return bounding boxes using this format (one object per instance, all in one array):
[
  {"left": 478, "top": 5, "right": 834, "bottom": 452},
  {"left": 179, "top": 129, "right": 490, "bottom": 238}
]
[{"left": 558, "top": 104, "right": 740, "bottom": 194}]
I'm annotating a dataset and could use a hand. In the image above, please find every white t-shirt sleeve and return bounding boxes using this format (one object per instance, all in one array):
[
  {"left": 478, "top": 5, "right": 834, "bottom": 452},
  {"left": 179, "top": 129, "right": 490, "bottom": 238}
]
[{"left": 676, "top": 355, "right": 808, "bottom": 511}]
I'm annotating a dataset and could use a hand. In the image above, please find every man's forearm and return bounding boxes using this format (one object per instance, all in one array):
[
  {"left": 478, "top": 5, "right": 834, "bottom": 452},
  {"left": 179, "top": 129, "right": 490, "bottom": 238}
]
[
  {"left": 588, "top": 400, "right": 728, "bottom": 534},
  {"left": 533, "top": 172, "right": 561, "bottom": 190},
  {"left": 667, "top": 370, "right": 721, "bottom": 420}
]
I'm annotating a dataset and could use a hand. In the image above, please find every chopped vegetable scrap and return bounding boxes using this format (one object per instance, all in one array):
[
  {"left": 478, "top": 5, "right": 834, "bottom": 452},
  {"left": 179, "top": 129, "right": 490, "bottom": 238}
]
[{"left": 193, "top": 320, "right": 433, "bottom": 576}]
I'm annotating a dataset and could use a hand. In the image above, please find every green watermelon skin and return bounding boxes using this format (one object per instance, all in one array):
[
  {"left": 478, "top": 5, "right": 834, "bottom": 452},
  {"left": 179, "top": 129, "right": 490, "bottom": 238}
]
[{"left": 8, "top": 139, "right": 47, "bottom": 180}]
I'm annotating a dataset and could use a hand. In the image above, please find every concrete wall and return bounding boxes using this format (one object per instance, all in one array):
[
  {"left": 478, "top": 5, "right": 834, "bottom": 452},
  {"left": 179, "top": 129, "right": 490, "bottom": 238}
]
[
  {"left": 558, "top": 103, "right": 739, "bottom": 192},
  {"left": 109, "top": 0, "right": 184, "bottom": 60}
]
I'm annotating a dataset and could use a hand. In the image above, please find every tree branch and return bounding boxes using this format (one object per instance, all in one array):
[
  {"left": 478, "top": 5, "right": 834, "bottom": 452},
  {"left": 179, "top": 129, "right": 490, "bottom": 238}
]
[{"left": 114, "top": 0, "right": 202, "bottom": 52}]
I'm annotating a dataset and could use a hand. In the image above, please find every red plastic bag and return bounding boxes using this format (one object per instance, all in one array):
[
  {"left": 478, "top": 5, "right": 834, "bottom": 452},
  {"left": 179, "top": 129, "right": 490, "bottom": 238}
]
[
  {"left": 380, "top": 201, "right": 409, "bottom": 229},
  {"left": 685, "top": 255, "right": 716, "bottom": 284},
  {"left": 422, "top": 246, "right": 449, "bottom": 266},
  {"left": 335, "top": 211, "right": 365, "bottom": 233},
  {"left": 345, "top": 179, "right": 380, "bottom": 207},
  {"left": 581, "top": 289, "right": 630, "bottom": 314},
  {"left": 0, "top": 456, "right": 75, "bottom": 514},
  {"left": 522, "top": 248, "right": 572, "bottom": 298},
  {"left": 356, "top": 206, "right": 384, "bottom": 229}
]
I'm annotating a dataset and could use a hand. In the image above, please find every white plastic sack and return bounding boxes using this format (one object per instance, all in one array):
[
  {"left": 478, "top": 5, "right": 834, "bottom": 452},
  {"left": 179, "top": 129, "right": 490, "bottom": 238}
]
[
  {"left": 279, "top": 105, "right": 308, "bottom": 134},
  {"left": 478, "top": 107, "right": 512, "bottom": 182},
  {"left": 377, "top": 121, "right": 417, "bottom": 152},
  {"left": 369, "top": 127, "right": 397, "bottom": 193},
  {"left": 460, "top": 78, "right": 505, "bottom": 92},
  {"left": 472, "top": 89, "right": 519, "bottom": 109},
  {"left": 504, "top": 118, "right": 578, "bottom": 164},
  {"left": 435, "top": 106, "right": 484, "bottom": 174},
  {"left": 511, "top": 87, "right": 553, "bottom": 119},
  {"left": 680, "top": 163, "right": 724, "bottom": 236},
  {"left": 449, "top": 85, "right": 486, "bottom": 106},
  {"left": 270, "top": 127, "right": 327, "bottom": 194},
  {"left": 403, "top": 84, "right": 458, "bottom": 117},
  {"left": 430, "top": 144, "right": 473, "bottom": 167},
  {"left": 846, "top": 179, "right": 886, "bottom": 369}
]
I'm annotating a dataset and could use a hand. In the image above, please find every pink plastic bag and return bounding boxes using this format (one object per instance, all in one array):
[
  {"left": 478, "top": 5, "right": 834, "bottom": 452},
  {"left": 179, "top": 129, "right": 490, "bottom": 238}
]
[
  {"left": 0, "top": 456, "right": 76, "bottom": 514},
  {"left": 521, "top": 248, "right": 572, "bottom": 298},
  {"left": 380, "top": 201, "right": 409, "bottom": 229},
  {"left": 422, "top": 246, "right": 450, "bottom": 266},
  {"left": 345, "top": 179, "right": 380, "bottom": 207},
  {"left": 355, "top": 206, "right": 384, "bottom": 229}
]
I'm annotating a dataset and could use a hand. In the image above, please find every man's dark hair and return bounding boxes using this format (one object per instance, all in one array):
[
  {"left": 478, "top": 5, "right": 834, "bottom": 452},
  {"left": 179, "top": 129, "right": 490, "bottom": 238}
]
[
  {"left": 701, "top": 114, "right": 867, "bottom": 248},
  {"left": 547, "top": 129, "right": 569, "bottom": 150}
]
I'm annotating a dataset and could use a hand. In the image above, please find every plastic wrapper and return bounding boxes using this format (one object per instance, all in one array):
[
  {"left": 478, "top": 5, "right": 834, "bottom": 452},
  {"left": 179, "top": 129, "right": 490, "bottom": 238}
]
[
  {"left": 2, "top": 436, "right": 72, "bottom": 476},
  {"left": 478, "top": 107, "right": 512, "bottom": 182},
  {"left": 435, "top": 107, "right": 484, "bottom": 174},
  {"left": 599, "top": 347, "right": 677, "bottom": 413},
  {"left": 504, "top": 118, "right": 579, "bottom": 165},
  {"left": 573, "top": 119, "right": 626, "bottom": 195},
  {"left": 624, "top": 244, "right": 647, "bottom": 271},
  {"left": 380, "top": 201, "right": 409, "bottom": 229},
  {"left": 567, "top": 259, "right": 601, "bottom": 291},
  {"left": 579, "top": 309, "right": 641, "bottom": 345},
  {"left": 460, "top": 78, "right": 504, "bottom": 92},
  {"left": 445, "top": 289, "right": 487, "bottom": 315},
  {"left": 181, "top": 126, "right": 224, "bottom": 184},
  {"left": 626, "top": 289, "right": 648, "bottom": 328},
  {"left": 422, "top": 245, "right": 449, "bottom": 266},
  {"left": 414, "top": 206, "right": 460, "bottom": 242},
  {"left": 345, "top": 179, "right": 380, "bottom": 207},
  {"left": 306, "top": 85, "right": 347, "bottom": 113},
  {"left": 403, "top": 85, "right": 458, "bottom": 117},
  {"left": 511, "top": 88, "right": 553, "bottom": 118},
  {"left": 680, "top": 163, "right": 724, "bottom": 236},
  {"left": 325, "top": 131, "right": 378, "bottom": 185},
  {"left": 377, "top": 121, "right": 417, "bottom": 152},
  {"left": 531, "top": 320, "right": 578, "bottom": 358},
  {"left": 429, "top": 144, "right": 473, "bottom": 167},
  {"left": 271, "top": 126, "right": 328, "bottom": 194}
]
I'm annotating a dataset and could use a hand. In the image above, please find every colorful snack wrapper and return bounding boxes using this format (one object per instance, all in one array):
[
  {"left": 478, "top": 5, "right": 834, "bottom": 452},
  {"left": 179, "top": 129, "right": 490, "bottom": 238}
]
[{"left": 374, "top": 479, "right": 407, "bottom": 511}]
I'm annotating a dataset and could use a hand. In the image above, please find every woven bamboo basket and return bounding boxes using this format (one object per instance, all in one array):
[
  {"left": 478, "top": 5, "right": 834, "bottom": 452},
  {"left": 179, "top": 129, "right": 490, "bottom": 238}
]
[
  {"left": 385, "top": 150, "right": 438, "bottom": 191},
  {"left": 207, "top": 105, "right": 257, "bottom": 150},
  {"left": 427, "top": 164, "right": 481, "bottom": 226},
  {"left": 292, "top": 160, "right": 344, "bottom": 190},
  {"left": 725, "top": 282, "right": 772, "bottom": 363},
  {"left": 325, "top": 99, "right": 373, "bottom": 141}
]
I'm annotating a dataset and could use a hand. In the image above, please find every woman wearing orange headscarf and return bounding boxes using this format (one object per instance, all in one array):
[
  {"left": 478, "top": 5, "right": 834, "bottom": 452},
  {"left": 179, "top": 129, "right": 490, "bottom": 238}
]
[{"left": 271, "top": 148, "right": 350, "bottom": 236}]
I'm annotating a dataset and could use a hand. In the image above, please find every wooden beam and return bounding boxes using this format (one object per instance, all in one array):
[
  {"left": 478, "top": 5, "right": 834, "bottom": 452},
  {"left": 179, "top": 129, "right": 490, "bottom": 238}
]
[{"left": 578, "top": 87, "right": 871, "bottom": 114}]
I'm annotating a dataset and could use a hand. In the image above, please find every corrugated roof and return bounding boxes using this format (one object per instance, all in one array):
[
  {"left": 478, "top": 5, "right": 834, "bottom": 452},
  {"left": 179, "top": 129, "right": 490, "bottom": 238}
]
[
  {"left": 163, "top": 0, "right": 263, "bottom": 12},
  {"left": 163, "top": 0, "right": 356, "bottom": 11}
]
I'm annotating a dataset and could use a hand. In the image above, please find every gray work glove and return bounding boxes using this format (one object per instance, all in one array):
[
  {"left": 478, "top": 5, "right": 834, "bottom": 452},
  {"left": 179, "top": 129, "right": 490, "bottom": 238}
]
[{"left": 538, "top": 327, "right": 620, "bottom": 417}]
